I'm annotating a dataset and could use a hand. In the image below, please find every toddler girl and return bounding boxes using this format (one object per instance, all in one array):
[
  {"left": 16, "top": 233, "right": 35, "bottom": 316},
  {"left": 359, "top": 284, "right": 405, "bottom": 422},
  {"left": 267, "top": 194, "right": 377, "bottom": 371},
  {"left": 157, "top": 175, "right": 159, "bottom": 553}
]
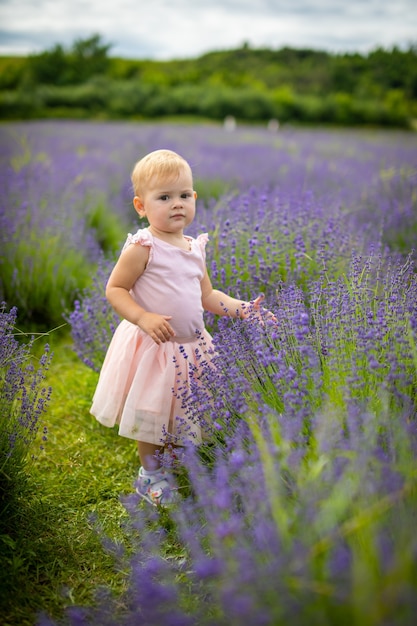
[{"left": 91, "top": 149, "right": 268, "bottom": 506}]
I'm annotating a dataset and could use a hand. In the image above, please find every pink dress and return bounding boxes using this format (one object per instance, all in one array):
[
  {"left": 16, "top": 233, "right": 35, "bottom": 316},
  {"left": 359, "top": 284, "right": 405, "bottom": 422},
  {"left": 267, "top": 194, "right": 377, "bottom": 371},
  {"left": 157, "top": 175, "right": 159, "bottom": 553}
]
[{"left": 90, "top": 227, "right": 213, "bottom": 446}]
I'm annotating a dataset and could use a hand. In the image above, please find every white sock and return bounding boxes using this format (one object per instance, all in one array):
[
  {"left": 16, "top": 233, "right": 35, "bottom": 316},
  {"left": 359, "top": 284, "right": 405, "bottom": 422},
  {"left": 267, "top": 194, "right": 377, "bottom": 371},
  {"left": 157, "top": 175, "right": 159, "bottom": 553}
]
[{"left": 140, "top": 466, "right": 162, "bottom": 476}]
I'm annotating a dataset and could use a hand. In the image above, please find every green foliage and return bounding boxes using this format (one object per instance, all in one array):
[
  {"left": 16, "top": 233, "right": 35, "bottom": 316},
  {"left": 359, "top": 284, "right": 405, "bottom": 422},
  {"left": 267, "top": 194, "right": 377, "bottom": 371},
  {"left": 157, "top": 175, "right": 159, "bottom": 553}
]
[
  {"left": 0, "top": 89, "right": 42, "bottom": 120},
  {"left": 0, "top": 79, "right": 410, "bottom": 127},
  {"left": 105, "top": 80, "right": 160, "bottom": 117},
  {"left": 85, "top": 201, "right": 126, "bottom": 255},
  {"left": 0, "top": 56, "right": 27, "bottom": 90},
  {"left": 25, "top": 34, "right": 112, "bottom": 86},
  {"left": 194, "top": 178, "right": 235, "bottom": 203},
  {"left": 36, "top": 76, "right": 114, "bottom": 113},
  {"left": 1, "top": 37, "right": 416, "bottom": 127}
]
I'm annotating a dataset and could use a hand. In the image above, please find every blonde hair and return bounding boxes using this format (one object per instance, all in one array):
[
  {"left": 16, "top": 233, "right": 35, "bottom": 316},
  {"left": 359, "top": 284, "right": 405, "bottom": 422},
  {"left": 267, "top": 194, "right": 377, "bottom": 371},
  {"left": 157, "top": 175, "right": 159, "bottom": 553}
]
[{"left": 131, "top": 149, "right": 193, "bottom": 196}]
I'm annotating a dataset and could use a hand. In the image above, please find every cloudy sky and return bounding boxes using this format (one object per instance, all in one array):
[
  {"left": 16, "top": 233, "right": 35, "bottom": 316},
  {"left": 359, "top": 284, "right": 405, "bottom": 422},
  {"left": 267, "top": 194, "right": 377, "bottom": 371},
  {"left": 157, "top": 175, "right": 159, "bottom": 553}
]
[{"left": 0, "top": 0, "right": 415, "bottom": 59}]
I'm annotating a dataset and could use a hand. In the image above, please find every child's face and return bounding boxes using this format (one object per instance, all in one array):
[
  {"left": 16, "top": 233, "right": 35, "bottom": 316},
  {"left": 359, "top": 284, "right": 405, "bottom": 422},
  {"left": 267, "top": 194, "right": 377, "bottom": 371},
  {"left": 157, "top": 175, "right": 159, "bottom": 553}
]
[{"left": 134, "top": 169, "right": 196, "bottom": 234}]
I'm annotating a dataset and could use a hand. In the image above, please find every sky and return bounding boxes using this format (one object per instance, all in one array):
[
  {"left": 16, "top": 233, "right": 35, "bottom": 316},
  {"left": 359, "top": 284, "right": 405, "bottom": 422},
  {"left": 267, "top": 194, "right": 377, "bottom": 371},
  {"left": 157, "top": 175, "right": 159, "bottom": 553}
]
[{"left": 0, "top": 0, "right": 416, "bottom": 60}]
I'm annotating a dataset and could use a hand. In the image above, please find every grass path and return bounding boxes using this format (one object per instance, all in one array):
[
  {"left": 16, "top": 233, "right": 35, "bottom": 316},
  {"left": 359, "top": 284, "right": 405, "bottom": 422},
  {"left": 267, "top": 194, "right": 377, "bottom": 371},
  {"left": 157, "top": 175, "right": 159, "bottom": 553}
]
[{"left": 1, "top": 334, "right": 139, "bottom": 625}]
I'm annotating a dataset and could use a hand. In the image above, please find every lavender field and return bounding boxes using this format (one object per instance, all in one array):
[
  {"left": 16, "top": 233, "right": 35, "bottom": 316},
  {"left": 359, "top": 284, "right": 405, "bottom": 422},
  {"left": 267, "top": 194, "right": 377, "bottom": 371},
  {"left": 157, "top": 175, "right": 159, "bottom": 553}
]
[{"left": 1, "top": 120, "right": 417, "bottom": 625}]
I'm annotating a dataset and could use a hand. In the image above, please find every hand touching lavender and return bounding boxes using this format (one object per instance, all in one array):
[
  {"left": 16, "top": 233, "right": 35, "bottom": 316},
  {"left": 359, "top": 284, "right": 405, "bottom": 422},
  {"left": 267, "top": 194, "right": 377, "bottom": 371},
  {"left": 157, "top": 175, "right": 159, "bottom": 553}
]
[{"left": 241, "top": 293, "right": 277, "bottom": 324}]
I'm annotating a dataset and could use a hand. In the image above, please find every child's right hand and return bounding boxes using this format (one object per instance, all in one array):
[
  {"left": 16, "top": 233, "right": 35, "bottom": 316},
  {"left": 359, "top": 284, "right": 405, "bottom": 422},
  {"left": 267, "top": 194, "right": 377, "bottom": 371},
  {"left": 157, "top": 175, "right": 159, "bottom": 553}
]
[{"left": 137, "top": 312, "right": 175, "bottom": 344}]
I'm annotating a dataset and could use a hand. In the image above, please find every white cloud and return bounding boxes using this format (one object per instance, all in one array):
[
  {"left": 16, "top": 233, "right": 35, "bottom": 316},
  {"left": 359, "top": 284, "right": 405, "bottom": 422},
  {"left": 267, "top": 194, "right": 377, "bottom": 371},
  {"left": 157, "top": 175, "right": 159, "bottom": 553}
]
[{"left": 0, "top": 0, "right": 415, "bottom": 58}]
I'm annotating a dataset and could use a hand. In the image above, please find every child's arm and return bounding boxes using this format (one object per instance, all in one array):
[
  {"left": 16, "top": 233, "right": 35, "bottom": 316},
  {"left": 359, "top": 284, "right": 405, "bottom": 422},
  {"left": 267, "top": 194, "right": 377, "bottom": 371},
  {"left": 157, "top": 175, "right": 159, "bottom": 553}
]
[
  {"left": 200, "top": 269, "right": 271, "bottom": 320},
  {"left": 106, "top": 244, "right": 175, "bottom": 344}
]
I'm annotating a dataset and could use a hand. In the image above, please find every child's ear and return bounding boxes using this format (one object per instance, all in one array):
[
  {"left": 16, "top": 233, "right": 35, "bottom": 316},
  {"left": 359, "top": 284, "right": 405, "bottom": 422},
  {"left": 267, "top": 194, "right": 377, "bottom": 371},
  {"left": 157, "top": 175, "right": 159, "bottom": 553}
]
[
  {"left": 194, "top": 191, "right": 198, "bottom": 200},
  {"left": 133, "top": 196, "right": 145, "bottom": 216}
]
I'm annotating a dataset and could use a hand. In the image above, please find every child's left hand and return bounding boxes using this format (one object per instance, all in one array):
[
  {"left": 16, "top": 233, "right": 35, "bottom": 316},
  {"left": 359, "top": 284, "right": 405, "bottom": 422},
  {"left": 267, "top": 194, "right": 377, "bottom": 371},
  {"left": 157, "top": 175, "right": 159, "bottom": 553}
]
[{"left": 242, "top": 293, "right": 277, "bottom": 324}]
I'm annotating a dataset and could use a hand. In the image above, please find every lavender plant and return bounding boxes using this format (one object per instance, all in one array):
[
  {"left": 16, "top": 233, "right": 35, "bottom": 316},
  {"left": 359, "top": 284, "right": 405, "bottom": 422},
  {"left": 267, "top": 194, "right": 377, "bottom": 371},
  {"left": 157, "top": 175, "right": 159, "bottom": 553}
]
[
  {"left": 0, "top": 304, "right": 52, "bottom": 525},
  {"left": 382, "top": 172, "right": 417, "bottom": 253},
  {"left": 182, "top": 250, "right": 417, "bottom": 442},
  {"left": 65, "top": 256, "right": 120, "bottom": 372}
]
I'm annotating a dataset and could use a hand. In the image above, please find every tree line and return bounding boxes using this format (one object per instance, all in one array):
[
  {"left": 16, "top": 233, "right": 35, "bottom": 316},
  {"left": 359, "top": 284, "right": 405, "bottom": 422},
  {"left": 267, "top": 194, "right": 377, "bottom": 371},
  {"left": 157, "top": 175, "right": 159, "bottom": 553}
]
[{"left": 0, "top": 34, "right": 416, "bottom": 127}]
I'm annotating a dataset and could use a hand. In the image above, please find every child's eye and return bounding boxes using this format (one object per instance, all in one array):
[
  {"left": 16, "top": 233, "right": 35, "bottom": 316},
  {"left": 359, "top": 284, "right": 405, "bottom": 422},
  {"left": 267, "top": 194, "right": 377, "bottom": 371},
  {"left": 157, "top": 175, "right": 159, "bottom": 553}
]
[
  {"left": 181, "top": 193, "right": 191, "bottom": 198},
  {"left": 160, "top": 194, "right": 169, "bottom": 201}
]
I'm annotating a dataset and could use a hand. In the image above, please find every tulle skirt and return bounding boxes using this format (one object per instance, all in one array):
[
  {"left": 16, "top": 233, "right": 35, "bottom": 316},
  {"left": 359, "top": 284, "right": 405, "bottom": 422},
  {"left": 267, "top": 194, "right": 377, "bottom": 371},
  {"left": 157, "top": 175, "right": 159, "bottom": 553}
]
[{"left": 90, "top": 320, "right": 213, "bottom": 445}]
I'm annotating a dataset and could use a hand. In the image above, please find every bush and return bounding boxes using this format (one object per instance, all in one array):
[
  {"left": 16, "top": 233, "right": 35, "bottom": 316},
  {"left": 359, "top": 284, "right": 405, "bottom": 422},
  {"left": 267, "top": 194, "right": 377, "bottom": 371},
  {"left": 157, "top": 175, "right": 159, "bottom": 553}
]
[
  {"left": 107, "top": 81, "right": 160, "bottom": 117},
  {"left": 0, "top": 89, "right": 40, "bottom": 119}
]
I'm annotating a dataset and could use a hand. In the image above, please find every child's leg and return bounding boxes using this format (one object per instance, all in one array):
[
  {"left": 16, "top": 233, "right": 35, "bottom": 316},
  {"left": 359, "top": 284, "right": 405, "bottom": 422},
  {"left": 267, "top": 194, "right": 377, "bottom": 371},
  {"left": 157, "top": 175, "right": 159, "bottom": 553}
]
[
  {"left": 136, "top": 440, "right": 180, "bottom": 507},
  {"left": 137, "top": 441, "right": 163, "bottom": 471}
]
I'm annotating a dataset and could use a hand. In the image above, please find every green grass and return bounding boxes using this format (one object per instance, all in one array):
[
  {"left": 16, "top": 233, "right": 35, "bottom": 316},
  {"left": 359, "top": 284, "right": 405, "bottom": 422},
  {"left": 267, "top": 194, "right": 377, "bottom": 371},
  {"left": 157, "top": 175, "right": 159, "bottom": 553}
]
[{"left": 0, "top": 334, "right": 139, "bottom": 625}]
